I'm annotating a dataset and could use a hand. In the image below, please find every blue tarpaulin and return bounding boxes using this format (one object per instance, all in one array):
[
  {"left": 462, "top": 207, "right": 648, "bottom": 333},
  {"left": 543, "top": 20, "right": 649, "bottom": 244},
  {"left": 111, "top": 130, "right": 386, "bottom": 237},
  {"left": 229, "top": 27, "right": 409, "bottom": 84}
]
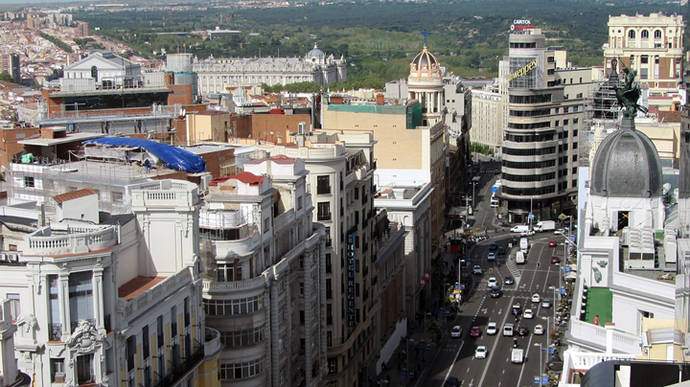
[{"left": 83, "top": 137, "right": 206, "bottom": 173}]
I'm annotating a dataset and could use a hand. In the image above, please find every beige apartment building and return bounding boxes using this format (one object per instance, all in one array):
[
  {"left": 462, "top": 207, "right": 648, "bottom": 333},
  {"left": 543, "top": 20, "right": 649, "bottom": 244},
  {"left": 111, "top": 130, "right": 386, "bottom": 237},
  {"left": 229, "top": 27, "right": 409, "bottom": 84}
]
[
  {"left": 471, "top": 84, "right": 508, "bottom": 153},
  {"left": 604, "top": 13, "right": 684, "bottom": 95}
]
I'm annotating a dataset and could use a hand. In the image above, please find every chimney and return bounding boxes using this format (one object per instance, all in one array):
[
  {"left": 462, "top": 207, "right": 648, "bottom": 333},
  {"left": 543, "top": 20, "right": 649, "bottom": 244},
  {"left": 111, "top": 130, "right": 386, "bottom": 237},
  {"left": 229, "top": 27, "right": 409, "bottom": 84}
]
[{"left": 376, "top": 93, "right": 384, "bottom": 105}]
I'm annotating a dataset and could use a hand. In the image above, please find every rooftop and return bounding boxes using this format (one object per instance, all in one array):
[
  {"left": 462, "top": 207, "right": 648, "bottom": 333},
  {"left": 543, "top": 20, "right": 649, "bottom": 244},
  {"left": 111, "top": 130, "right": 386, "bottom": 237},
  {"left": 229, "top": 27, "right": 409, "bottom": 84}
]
[
  {"left": 18, "top": 132, "right": 104, "bottom": 146},
  {"left": 53, "top": 188, "right": 97, "bottom": 204},
  {"left": 118, "top": 276, "right": 167, "bottom": 301},
  {"left": 49, "top": 86, "right": 171, "bottom": 98},
  {"left": 584, "top": 287, "right": 612, "bottom": 326}
]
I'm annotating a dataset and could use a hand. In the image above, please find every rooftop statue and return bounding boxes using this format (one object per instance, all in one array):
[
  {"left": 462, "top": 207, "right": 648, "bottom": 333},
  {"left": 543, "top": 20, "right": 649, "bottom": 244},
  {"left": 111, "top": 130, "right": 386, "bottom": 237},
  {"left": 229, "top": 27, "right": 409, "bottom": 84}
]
[{"left": 614, "top": 57, "right": 648, "bottom": 120}]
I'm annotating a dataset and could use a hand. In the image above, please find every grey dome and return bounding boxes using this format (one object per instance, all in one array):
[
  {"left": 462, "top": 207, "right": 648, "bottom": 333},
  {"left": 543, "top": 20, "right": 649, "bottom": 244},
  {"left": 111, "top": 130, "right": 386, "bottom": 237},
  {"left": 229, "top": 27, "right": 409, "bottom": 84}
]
[
  {"left": 591, "top": 127, "right": 663, "bottom": 198},
  {"left": 306, "top": 43, "right": 325, "bottom": 58}
]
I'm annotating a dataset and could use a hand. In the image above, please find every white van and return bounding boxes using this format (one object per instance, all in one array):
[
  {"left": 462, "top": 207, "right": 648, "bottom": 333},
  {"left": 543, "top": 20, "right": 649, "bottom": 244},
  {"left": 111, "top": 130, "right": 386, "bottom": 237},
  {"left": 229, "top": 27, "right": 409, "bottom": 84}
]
[
  {"left": 510, "top": 225, "right": 530, "bottom": 234},
  {"left": 519, "top": 237, "right": 529, "bottom": 253},
  {"left": 515, "top": 251, "right": 526, "bottom": 264}
]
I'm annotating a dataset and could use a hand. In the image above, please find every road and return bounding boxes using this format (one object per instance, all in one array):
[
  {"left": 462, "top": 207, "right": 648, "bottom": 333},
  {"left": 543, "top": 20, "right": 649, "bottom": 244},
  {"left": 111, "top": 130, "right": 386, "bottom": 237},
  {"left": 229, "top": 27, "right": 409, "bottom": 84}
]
[{"left": 426, "top": 163, "right": 565, "bottom": 387}]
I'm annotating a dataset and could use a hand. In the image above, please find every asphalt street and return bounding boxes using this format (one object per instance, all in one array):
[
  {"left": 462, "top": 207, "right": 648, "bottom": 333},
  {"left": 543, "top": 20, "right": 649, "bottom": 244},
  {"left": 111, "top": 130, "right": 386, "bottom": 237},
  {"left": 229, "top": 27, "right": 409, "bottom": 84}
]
[{"left": 424, "top": 166, "right": 566, "bottom": 387}]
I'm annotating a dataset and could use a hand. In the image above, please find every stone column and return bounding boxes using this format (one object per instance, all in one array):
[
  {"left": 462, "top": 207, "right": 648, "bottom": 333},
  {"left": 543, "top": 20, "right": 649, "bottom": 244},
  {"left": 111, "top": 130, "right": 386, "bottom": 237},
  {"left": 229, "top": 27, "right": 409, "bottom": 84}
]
[
  {"left": 93, "top": 267, "right": 104, "bottom": 330},
  {"left": 58, "top": 273, "right": 70, "bottom": 336},
  {"left": 269, "top": 281, "right": 281, "bottom": 387}
]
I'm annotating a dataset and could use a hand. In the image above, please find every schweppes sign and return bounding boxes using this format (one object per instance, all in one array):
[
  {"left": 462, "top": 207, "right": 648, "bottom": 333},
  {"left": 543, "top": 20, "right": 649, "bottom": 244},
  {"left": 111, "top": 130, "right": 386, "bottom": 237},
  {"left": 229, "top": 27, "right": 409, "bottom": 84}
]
[{"left": 506, "top": 60, "right": 537, "bottom": 82}]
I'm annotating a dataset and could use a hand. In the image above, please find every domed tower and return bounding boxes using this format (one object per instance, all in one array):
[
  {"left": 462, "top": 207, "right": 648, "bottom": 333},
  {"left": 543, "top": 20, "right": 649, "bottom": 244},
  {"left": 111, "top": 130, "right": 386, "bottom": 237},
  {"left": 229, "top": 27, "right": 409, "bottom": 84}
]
[
  {"left": 407, "top": 44, "right": 443, "bottom": 126},
  {"left": 586, "top": 122, "right": 665, "bottom": 234},
  {"left": 306, "top": 43, "right": 326, "bottom": 65}
]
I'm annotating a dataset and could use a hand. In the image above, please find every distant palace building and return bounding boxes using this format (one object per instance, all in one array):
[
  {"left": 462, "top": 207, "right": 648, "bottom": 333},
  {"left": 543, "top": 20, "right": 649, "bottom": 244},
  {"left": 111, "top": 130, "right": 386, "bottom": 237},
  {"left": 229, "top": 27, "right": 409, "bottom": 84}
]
[{"left": 193, "top": 44, "right": 347, "bottom": 96}]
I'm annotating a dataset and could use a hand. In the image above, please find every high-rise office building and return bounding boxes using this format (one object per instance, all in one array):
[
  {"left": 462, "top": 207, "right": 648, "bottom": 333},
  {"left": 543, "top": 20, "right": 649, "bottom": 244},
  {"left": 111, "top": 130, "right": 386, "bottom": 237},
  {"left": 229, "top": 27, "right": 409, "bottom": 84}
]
[{"left": 498, "top": 26, "right": 589, "bottom": 221}]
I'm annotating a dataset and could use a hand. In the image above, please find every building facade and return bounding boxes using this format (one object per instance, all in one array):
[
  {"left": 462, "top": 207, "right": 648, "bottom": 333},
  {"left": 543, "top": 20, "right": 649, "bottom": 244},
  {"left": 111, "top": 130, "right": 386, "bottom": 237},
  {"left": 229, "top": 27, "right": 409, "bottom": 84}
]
[
  {"left": 199, "top": 161, "right": 327, "bottom": 387},
  {"left": 194, "top": 45, "right": 346, "bottom": 96},
  {"left": 604, "top": 13, "right": 684, "bottom": 95},
  {"left": 498, "top": 27, "right": 589, "bottom": 221}
]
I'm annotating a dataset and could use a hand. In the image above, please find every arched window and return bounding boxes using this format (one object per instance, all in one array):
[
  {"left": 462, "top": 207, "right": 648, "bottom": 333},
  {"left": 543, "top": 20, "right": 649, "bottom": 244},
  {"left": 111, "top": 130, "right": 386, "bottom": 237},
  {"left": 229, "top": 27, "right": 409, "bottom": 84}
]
[
  {"left": 654, "top": 29, "right": 662, "bottom": 39},
  {"left": 641, "top": 29, "right": 648, "bottom": 39},
  {"left": 90, "top": 65, "right": 98, "bottom": 80},
  {"left": 628, "top": 30, "right": 636, "bottom": 39}
]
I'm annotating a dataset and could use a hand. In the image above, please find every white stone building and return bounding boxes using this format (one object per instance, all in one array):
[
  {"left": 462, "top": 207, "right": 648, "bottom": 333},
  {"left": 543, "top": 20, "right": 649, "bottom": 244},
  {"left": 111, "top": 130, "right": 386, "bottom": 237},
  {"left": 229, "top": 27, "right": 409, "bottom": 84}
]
[
  {"left": 0, "top": 180, "right": 222, "bottom": 387},
  {"left": 194, "top": 44, "right": 347, "bottom": 96},
  {"left": 62, "top": 51, "right": 142, "bottom": 91},
  {"left": 199, "top": 158, "right": 327, "bottom": 387}
]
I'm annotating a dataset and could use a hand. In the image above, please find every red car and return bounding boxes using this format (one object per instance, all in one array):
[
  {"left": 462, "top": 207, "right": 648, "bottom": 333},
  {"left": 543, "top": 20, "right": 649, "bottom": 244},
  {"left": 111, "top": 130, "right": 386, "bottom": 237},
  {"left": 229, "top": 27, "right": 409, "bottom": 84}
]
[
  {"left": 551, "top": 256, "right": 561, "bottom": 264},
  {"left": 549, "top": 240, "right": 557, "bottom": 247},
  {"left": 469, "top": 326, "right": 482, "bottom": 337}
]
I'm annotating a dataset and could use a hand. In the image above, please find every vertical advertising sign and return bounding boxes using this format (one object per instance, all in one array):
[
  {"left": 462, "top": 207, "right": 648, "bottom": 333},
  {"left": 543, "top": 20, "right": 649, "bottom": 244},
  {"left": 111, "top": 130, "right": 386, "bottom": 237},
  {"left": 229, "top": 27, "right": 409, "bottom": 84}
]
[{"left": 347, "top": 231, "right": 356, "bottom": 327}]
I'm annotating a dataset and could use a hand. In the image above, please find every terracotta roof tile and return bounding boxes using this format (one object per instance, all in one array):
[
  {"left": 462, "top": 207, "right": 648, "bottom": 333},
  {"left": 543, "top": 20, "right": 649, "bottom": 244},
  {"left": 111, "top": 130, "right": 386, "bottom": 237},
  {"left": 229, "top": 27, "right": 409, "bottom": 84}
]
[
  {"left": 53, "top": 189, "right": 97, "bottom": 204},
  {"left": 118, "top": 276, "right": 166, "bottom": 301}
]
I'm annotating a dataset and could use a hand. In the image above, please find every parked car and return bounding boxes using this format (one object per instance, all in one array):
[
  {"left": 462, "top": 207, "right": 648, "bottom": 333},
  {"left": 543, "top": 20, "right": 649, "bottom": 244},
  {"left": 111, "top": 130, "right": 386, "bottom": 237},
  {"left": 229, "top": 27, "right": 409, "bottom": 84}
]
[
  {"left": 474, "top": 345, "right": 487, "bottom": 359},
  {"left": 504, "top": 276, "right": 515, "bottom": 285},
  {"left": 487, "top": 277, "right": 498, "bottom": 288},
  {"left": 517, "top": 326, "right": 529, "bottom": 336},
  {"left": 486, "top": 322, "right": 498, "bottom": 335},
  {"left": 542, "top": 299, "right": 552, "bottom": 309},
  {"left": 534, "top": 324, "right": 545, "bottom": 335},
  {"left": 531, "top": 293, "right": 541, "bottom": 303},
  {"left": 511, "top": 304, "right": 522, "bottom": 316},
  {"left": 451, "top": 325, "right": 463, "bottom": 338},
  {"left": 524, "top": 309, "right": 534, "bottom": 319},
  {"left": 549, "top": 240, "right": 557, "bottom": 247},
  {"left": 551, "top": 256, "right": 561, "bottom": 264},
  {"left": 470, "top": 326, "right": 482, "bottom": 337},
  {"left": 473, "top": 265, "right": 483, "bottom": 275},
  {"left": 503, "top": 323, "right": 514, "bottom": 336}
]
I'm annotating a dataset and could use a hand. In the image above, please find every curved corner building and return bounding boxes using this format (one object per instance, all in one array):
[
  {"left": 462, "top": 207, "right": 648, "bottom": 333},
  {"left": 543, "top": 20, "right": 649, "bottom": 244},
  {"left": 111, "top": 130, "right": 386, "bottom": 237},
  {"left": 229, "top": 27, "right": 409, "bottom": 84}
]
[{"left": 500, "top": 26, "right": 586, "bottom": 221}]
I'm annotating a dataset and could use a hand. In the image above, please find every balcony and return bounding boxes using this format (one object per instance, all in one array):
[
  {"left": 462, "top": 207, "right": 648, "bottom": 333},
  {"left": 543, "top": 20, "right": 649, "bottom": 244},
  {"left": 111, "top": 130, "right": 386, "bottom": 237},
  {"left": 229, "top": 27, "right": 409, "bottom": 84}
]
[
  {"left": 25, "top": 225, "right": 118, "bottom": 256},
  {"left": 204, "top": 327, "right": 222, "bottom": 359},
  {"left": 199, "top": 209, "right": 246, "bottom": 229},
  {"left": 202, "top": 275, "right": 266, "bottom": 292},
  {"left": 569, "top": 319, "right": 642, "bottom": 355},
  {"left": 155, "top": 346, "right": 204, "bottom": 387},
  {"left": 122, "top": 269, "right": 193, "bottom": 318}
]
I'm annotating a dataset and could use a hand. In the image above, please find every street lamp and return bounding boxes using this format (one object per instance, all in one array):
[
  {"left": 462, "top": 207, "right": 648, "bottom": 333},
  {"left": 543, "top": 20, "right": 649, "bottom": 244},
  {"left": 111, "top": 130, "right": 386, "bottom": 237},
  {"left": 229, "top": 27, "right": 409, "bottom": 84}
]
[{"left": 534, "top": 343, "right": 544, "bottom": 387}]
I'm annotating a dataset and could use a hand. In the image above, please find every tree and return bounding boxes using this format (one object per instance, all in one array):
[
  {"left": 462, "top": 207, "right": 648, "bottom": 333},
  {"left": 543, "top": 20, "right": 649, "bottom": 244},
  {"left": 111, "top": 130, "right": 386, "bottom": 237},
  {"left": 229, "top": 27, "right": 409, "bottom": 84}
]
[{"left": 0, "top": 71, "right": 13, "bottom": 82}]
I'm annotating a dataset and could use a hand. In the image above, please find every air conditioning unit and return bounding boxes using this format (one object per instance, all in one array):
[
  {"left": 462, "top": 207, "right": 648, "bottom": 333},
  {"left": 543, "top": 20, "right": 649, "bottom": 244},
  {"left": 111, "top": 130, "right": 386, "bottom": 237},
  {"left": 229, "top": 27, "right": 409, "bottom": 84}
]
[{"left": 54, "top": 372, "right": 65, "bottom": 383}]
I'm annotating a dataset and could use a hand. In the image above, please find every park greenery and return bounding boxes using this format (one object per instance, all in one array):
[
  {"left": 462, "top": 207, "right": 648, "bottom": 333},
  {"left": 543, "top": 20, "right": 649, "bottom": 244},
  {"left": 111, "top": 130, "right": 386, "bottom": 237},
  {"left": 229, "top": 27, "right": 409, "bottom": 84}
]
[
  {"left": 73, "top": 0, "right": 689, "bottom": 89},
  {"left": 39, "top": 31, "right": 73, "bottom": 53}
]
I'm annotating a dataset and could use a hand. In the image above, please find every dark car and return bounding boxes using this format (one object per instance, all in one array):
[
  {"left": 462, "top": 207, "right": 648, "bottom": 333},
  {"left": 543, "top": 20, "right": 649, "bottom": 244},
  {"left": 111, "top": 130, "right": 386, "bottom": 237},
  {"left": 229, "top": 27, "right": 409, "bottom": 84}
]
[
  {"left": 504, "top": 276, "right": 515, "bottom": 285},
  {"left": 517, "top": 326, "right": 529, "bottom": 336},
  {"left": 490, "top": 287, "right": 503, "bottom": 298},
  {"left": 512, "top": 304, "right": 522, "bottom": 316},
  {"left": 469, "top": 326, "right": 482, "bottom": 337},
  {"left": 498, "top": 247, "right": 506, "bottom": 256},
  {"left": 489, "top": 243, "right": 498, "bottom": 252},
  {"left": 551, "top": 256, "right": 561, "bottom": 264},
  {"left": 445, "top": 376, "right": 460, "bottom": 387}
]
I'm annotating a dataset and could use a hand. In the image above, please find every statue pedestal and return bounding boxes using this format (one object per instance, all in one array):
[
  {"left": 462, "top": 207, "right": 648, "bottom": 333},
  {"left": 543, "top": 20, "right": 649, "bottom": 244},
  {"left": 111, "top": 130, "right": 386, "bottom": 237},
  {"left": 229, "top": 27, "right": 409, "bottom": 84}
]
[{"left": 621, "top": 116, "right": 635, "bottom": 131}]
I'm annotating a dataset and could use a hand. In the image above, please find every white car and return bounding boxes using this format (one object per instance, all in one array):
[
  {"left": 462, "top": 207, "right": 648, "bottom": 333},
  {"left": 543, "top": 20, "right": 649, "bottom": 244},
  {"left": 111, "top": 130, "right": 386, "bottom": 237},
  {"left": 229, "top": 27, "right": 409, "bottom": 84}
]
[
  {"left": 531, "top": 293, "right": 541, "bottom": 303},
  {"left": 486, "top": 322, "right": 497, "bottom": 335},
  {"left": 474, "top": 345, "right": 487, "bottom": 359},
  {"left": 542, "top": 299, "right": 552, "bottom": 309},
  {"left": 503, "top": 323, "right": 514, "bottom": 337},
  {"left": 487, "top": 277, "right": 498, "bottom": 288},
  {"left": 554, "top": 228, "right": 566, "bottom": 235},
  {"left": 451, "top": 325, "right": 463, "bottom": 338},
  {"left": 521, "top": 230, "right": 536, "bottom": 237},
  {"left": 534, "top": 324, "right": 545, "bottom": 335},
  {"left": 524, "top": 309, "right": 534, "bottom": 319}
]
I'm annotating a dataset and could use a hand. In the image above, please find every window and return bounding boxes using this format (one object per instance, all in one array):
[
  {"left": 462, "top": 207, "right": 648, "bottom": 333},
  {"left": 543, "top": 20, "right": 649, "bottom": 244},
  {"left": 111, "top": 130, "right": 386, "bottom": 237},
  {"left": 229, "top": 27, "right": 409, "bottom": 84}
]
[
  {"left": 641, "top": 29, "right": 648, "bottom": 39},
  {"left": 184, "top": 297, "right": 190, "bottom": 327},
  {"left": 51, "top": 359, "right": 65, "bottom": 383},
  {"left": 77, "top": 354, "right": 94, "bottom": 384},
  {"left": 326, "top": 279, "right": 332, "bottom": 299},
  {"left": 327, "top": 303, "right": 333, "bottom": 325},
  {"left": 6, "top": 293, "right": 19, "bottom": 321},
  {"left": 297, "top": 195, "right": 303, "bottom": 210},
  {"left": 654, "top": 29, "right": 662, "bottom": 39},
  {"left": 218, "top": 360, "right": 264, "bottom": 381},
  {"left": 216, "top": 264, "right": 234, "bottom": 282},
  {"left": 316, "top": 175, "right": 331, "bottom": 195},
  {"left": 317, "top": 202, "right": 331, "bottom": 221},
  {"left": 640, "top": 68, "right": 648, "bottom": 79},
  {"left": 23, "top": 176, "right": 34, "bottom": 188},
  {"left": 69, "top": 271, "right": 93, "bottom": 332},
  {"left": 628, "top": 29, "right": 635, "bottom": 39},
  {"left": 142, "top": 326, "right": 150, "bottom": 359},
  {"left": 641, "top": 55, "right": 648, "bottom": 64},
  {"left": 156, "top": 316, "right": 164, "bottom": 348},
  {"left": 299, "top": 310, "right": 305, "bottom": 325},
  {"left": 171, "top": 306, "right": 177, "bottom": 337},
  {"left": 327, "top": 331, "right": 333, "bottom": 347},
  {"left": 126, "top": 336, "right": 136, "bottom": 376}
]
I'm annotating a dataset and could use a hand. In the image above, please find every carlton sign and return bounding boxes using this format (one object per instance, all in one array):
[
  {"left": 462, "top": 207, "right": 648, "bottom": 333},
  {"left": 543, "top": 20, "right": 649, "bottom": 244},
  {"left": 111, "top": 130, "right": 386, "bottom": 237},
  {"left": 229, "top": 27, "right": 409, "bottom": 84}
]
[{"left": 510, "top": 19, "right": 534, "bottom": 31}]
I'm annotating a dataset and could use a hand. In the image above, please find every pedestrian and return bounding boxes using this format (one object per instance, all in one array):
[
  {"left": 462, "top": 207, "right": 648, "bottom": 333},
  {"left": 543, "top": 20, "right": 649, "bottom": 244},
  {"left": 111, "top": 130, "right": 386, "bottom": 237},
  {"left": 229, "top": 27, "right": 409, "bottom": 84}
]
[{"left": 593, "top": 315, "right": 599, "bottom": 326}]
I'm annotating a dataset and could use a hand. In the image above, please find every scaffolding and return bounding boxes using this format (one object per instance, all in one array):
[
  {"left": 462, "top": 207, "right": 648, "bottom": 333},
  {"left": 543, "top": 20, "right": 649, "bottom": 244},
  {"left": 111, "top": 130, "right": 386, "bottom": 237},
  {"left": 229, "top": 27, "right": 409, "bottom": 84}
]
[{"left": 580, "top": 69, "right": 622, "bottom": 166}]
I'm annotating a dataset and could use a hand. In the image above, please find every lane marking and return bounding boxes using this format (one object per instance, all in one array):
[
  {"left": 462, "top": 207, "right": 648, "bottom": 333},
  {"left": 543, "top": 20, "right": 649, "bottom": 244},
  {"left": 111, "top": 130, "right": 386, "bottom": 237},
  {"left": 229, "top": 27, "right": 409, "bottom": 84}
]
[
  {"left": 478, "top": 295, "right": 515, "bottom": 386},
  {"left": 440, "top": 339, "right": 465, "bottom": 387}
]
